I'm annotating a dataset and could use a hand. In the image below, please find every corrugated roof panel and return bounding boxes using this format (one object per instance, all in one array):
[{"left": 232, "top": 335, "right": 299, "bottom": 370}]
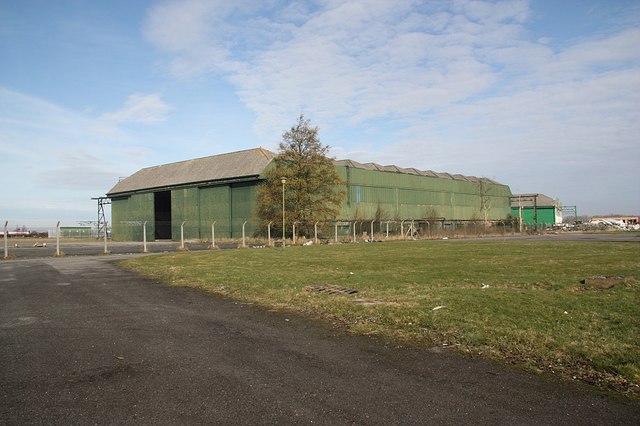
[
  {"left": 510, "top": 194, "right": 559, "bottom": 208},
  {"left": 380, "top": 165, "right": 400, "bottom": 173},
  {"left": 360, "top": 162, "right": 378, "bottom": 171},
  {"left": 107, "top": 147, "right": 506, "bottom": 197},
  {"left": 451, "top": 174, "right": 469, "bottom": 181},
  {"left": 108, "top": 147, "right": 275, "bottom": 195}
]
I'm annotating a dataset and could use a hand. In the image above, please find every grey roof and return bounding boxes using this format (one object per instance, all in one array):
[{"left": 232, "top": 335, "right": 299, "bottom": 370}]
[
  {"left": 333, "top": 159, "right": 499, "bottom": 184},
  {"left": 107, "top": 147, "right": 504, "bottom": 196},
  {"left": 510, "top": 194, "right": 559, "bottom": 208},
  {"left": 107, "top": 148, "right": 275, "bottom": 196}
]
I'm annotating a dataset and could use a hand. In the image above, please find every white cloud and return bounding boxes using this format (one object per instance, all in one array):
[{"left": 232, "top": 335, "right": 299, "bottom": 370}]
[
  {"left": 99, "top": 93, "right": 171, "bottom": 124},
  {"left": 0, "top": 87, "right": 162, "bottom": 223},
  {"left": 142, "top": 0, "right": 640, "bottom": 213},
  {"left": 144, "top": 0, "right": 536, "bottom": 136}
]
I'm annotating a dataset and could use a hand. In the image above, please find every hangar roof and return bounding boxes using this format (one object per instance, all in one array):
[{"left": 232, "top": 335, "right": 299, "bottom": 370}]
[
  {"left": 107, "top": 147, "right": 275, "bottom": 196},
  {"left": 108, "top": 147, "right": 502, "bottom": 196},
  {"left": 333, "top": 159, "right": 498, "bottom": 184},
  {"left": 510, "top": 194, "right": 560, "bottom": 208}
]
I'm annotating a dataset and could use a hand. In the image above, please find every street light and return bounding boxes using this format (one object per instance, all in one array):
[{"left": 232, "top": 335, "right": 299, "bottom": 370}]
[{"left": 281, "top": 177, "right": 287, "bottom": 248}]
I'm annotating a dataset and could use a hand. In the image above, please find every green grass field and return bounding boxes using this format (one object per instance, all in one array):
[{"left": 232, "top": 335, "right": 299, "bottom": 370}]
[{"left": 121, "top": 239, "right": 640, "bottom": 397}]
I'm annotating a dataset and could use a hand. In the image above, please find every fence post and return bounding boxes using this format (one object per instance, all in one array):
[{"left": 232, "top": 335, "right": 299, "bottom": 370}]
[
  {"left": 3, "top": 221, "right": 8, "bottom": 259},
  {"left": 142, "top": 221, "right": 148, "bottom": 253},
  {"left": 211, "top": 222, "right": 216, "bottom": 249},
  {"left": 386, "top": 221, "right": 390, "bottom": 239},
  {"left": 267, "top": 221, "right": 272, "bottom": 247},
  {"left": 314, "top": 222, "right": 319, "bottom": 245},
  {"left": 400, "top": 221, "right": 405, "bottom": 240},
  {"left": 103, "top": 221, "right": 109, "bottom": 254},
  {"left": 334, "top": 222, "right": 338, "bottom": 243},
  {"left": 370, "top": 220, "right": 375, "bottom": 241},
  {"left": 56, "top": 221, "right": 61, "bottom": 256},
  {"left": 292, "top": 222, "right": 297, "bottom": 245},
  {"left": 352, "top": 221, "right": 357, "bottom": 243},
  {"left": 180, "top": 221, "right": 186, "bottom": 250},
  {"left": 242, "top": 221, "right": 247, "bottom": 248}
]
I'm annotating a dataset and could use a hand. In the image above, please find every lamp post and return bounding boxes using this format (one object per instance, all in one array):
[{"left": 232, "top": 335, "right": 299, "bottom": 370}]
[{"left": 281, "top": 177, "right": 287, "bottom": 248}]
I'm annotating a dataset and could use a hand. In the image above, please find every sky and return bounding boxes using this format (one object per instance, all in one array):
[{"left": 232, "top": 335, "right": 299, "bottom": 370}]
[{"left": 1, "top": 0, "right": 639, "bottom": 229}]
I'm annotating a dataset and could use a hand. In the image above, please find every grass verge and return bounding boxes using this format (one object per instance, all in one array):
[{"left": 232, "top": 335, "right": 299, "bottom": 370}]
[{"left": 121, "top": 239, "right": 640, "bottom": 397}]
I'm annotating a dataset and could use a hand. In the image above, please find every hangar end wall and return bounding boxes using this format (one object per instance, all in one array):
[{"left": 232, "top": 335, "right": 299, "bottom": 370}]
[{"left": 111, "top": 182, "right": 260, "bottom": 242}]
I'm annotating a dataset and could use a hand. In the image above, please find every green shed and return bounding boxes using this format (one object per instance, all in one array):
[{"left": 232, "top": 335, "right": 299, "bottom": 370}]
[
  {"left": 510, "top": 194, "right": 562, "bottom": 227},
  {"left": 107, "top": 147, "right": 513, "bottom": 241}
]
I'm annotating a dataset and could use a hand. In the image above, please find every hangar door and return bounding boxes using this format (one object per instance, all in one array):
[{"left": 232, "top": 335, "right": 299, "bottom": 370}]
[{"left": 154, "top": 191, "right": 172, "bottom": 239}]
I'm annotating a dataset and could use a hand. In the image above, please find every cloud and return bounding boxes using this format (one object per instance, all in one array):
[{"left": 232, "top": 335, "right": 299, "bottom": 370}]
[
  {"left": 142, "top": 0, "right": 640, "bottom": 213},
  {"left": 0, "top": 87, "right": 161, "bottom": 223},
  {"left": 142, "top": 0, "right": 535, "bottom": 135},
  {"left": 99, "top": 93, "right": 171, "bottom": 124}
]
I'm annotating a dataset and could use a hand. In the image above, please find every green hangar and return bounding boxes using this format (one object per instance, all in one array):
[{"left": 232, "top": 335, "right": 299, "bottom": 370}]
[{"left": 107, "top": 147, "right": 513, "bottom": 241}]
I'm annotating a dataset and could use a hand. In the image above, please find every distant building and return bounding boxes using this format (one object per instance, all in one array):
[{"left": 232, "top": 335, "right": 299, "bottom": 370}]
[
  {"left": 59, "top": 226, "right": 94, "bottom": 238},
  {"left": 107, "top": 148, "right": 514, "bottom": 241},
  {"left": 510, "top": 194, "right": 562, "bottom": 226},
  {"left": 590, "top": 216, "right": 639, "bottom": 227}
]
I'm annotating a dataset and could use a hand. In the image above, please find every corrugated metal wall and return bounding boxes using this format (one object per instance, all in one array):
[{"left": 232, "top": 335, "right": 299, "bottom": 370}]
[
  {"left": 111, "top": 182, "right": 260, "bottom": 241},
  {"left": 229, "top": 183, "right": 256, "bottom": 238},
  {"left": 510, "top": 207, "right": 558, "bottom": 226},
  {"left": 336, "top": 166, "right": 512, "bottom": 221},
  {"left": 172, "top": 188, "right": 200, "bottom": 239},
  {"left": 111, "top": 193, "right": 154, "bottom": 241},
  {"left": 199, "top": 186, "right": 231, "bottom": 238},
  {"left": 111, "top": 165, "right": 512, "bottom": 241}
]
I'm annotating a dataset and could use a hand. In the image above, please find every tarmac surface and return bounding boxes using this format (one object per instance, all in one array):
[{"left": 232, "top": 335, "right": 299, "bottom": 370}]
[{"left": 1, "top": 237, "right": 639, "bottom": 424}]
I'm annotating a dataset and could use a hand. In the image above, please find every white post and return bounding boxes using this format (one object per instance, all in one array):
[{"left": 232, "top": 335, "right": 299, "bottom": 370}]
[
  {"left": 281, "top": 177, "right": 287, "bottom": 249},
  {"left": 314, "top": 222, "right": 319, "bottom": 245},
  {"left": 370, "top": 220, "right": 375, "bottom": 241},
  {"left": 518, "top": 195, "right": 523, "bottom": 234},
  {"left": 334, "top": 222, "right": 338, "bottom": 243},
  {"left": 56, "top": 221, "right": 61, "bottom": 256},
  {"left": 267, "top": 221, "right": 272, "bottom": 246},
  {"left": 242, "top": 221, "right": 247, "bottom": 248},
  {"left": 143, "top": 221, "right": 148, "bottom": 253},
  {"left": 211, "top": 222, "right": 216, "bottom": 249},
  {"left": 292, "top": 222, "right": 297, "bottom": 245},
  {"left": 3, "top": 221, "right": 8, "bottom": 259},
  {"left": 400, "top": 220, "right": 405, "bottom": 240},
  {"left": 180, "top": 221, "right": 186, "bottom": 250},
  {"left": 352, "top": 221, "right": 357, "bottom": 243},
  {"left": 103, "top": 221, "right": 109, "bottom": 254},
  {"left": 386, "top": 221, "right": 390, "bottom": 238}
]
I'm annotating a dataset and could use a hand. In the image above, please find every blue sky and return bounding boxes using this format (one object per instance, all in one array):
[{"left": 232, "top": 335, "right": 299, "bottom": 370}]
[{"left": 1, "top": 0, "right": 639, "bottom": 228}]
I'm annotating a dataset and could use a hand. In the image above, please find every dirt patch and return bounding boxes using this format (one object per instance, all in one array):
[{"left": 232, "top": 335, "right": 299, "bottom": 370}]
[
  {"left": 581, "top": 276, "right": 635, "bottom": 290},
  {"left": 305, "top": 284, "right": 359, "bottom": 295}
]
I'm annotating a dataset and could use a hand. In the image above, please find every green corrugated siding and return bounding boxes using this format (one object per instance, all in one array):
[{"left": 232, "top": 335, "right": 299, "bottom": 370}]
[
  {"left": 110, "top": 164, "right": 513, "bottom": 240},
  {"left": 110, "top": 193, "right": 154, "bottom": 241},
  {"left": 230, "top": 183, "right": 257, "bottom": 238},
  {"left": 337, "top": 166, "right": 511, "bottom": 220},
  {"left": 511, "top": 207, "right": 557, "bottom": 226},
  {"left": 172, "top": 188, "right": 200, "bottom": 239},
  {"left": 198, "top": 186, "right": 231, "bottom": 238}
]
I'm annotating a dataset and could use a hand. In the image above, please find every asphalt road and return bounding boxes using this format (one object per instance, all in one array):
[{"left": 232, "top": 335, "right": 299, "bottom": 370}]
[
  {"left": 2, "top": 240, "right": 213, "bottom": 259},
  {"left": 1, "top": 254, "right": 639, "bottom": 424}
]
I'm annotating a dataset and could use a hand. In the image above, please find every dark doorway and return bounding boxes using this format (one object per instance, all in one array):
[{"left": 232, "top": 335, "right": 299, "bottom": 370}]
[{"left": 154, "top": 191, "right": 172, "bottom": 240}]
